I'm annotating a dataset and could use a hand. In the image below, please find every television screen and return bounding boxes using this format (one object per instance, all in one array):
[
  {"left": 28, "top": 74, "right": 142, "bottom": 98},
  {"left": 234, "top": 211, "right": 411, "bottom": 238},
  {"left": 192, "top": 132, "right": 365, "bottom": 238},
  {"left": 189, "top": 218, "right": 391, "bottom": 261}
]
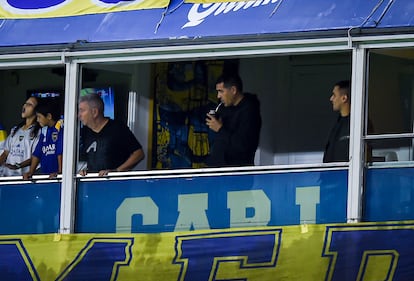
[
  {"left": 80, "top": 87, "right": 115, "bottom": 119},
  {"left": 28, "top": 92, "right": 62, "bottom": 99}
]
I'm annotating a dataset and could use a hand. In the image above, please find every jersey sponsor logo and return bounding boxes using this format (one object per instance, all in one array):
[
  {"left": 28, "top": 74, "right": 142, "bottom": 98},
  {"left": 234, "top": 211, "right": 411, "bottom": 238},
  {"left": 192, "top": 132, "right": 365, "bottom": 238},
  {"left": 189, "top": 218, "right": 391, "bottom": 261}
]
[
  {"left": 42, "top": 143, "right": 56, "bottom": 155},
  {"left": 10, "top": 144, "right": 25, "bottom": 158}
]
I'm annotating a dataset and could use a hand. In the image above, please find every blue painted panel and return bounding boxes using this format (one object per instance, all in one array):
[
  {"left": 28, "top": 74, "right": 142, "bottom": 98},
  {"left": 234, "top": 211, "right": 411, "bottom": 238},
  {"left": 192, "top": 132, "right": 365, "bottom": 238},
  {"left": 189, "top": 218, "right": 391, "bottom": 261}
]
[
  {"left": 1, "top": 0, "right": 413, "bottom": 47},
  {"left": 377, "top": 1, "right": 414, "bottom": 28},
  {"left": 76, "top": 169, "right": 348, "bottom": 233},
  {"left": 364, "top": 167, "right": 414, "bottom": 221},
  {"left": 0, "top": 183, "right": 61, "bottom": 234}
]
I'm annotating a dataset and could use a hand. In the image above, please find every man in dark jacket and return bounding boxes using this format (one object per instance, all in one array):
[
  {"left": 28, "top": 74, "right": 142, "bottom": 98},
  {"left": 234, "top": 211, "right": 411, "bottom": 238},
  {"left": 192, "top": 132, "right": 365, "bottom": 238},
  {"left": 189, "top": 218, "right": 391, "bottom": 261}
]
[
  {"left": 206, "top": 73, "right": 261, "bottom": 167},
  {"left": 323, "top": 80, "right": 351, "bottom": 163}
]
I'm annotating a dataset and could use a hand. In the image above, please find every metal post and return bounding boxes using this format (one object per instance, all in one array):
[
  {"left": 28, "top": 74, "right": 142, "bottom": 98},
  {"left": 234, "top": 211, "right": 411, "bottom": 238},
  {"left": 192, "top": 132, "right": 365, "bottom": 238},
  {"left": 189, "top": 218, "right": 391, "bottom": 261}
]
[
  {"left": 59, "top": 60, "right": 79, "bottom": 233},
  {"left": 347, "top": 47, "right": 367, "bottom": 223}
]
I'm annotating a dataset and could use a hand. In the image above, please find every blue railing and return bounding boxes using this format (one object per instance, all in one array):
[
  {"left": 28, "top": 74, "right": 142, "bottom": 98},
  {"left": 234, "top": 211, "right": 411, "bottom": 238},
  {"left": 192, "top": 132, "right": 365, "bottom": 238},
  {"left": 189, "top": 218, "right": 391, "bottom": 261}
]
[
  {"left": 9, "top": 162, "right": 414, "bottom": 235},
  {"left": 364, "top": 165, "right": 414, "bottom": 222},
  {"left": 0, "top": 182, "right": 61, "bottom": 234},
  {"left": 75, "top": 168, "right": 348, "bottom": 233}
]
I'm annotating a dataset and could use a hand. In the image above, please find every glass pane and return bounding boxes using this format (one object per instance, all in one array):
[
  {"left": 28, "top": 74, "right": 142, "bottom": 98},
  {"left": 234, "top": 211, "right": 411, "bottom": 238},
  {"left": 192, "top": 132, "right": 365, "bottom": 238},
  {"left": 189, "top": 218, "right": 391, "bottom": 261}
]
[
  {"left": 368, "top": 138, "right": 413, "bottom": 163},
  {"left": 367, "top": 49, "right": 414, "bottom": 135}
]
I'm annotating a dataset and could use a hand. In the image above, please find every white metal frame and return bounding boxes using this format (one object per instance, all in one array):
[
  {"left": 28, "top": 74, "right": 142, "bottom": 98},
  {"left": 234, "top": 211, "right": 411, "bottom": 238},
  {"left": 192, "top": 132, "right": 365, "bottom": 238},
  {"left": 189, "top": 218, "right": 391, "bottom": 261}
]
[
  {"left": 347, "top": 40, "right": 414, "bottom": 223},
  {"left": 59, "top": 61, "right": 79, "bottom": 234},
  {"left": 347, "top": 47, "right": 367, "bottom": 223}
]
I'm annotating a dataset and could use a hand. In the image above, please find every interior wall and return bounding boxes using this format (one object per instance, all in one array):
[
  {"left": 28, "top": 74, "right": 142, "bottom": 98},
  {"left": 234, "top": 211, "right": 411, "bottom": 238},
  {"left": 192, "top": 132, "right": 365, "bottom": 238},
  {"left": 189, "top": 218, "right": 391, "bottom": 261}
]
[
  {"left": 83, "top": 64, "right": 149, "bottom": 170},
  {"left": 0, "top": 67, "right": 65, "bottom": 132},
  {"left": 82, "top": 66, "right": 132, "bottom": 124},
  {"left": 240, "top": 52, "right": 351, "bottom": 165},
  {"left": 131, "top": 63, "right": 151, "bottom": 170},
  {"left": 240, "top": 56, "right": 289, "bottom": 165}
]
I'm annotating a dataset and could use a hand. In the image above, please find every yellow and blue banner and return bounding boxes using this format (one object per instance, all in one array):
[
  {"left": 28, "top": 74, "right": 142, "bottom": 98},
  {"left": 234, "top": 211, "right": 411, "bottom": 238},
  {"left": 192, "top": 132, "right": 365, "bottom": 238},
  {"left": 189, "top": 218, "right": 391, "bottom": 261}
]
[
  {"left": 0, "top": 0, "right": 169, "bottom": 19},
  {"left": 153, "top": 61, "right": 226, "bottom": 169},
  {"left": 2, "top": 221, "right": 414, "bottom": 280}
]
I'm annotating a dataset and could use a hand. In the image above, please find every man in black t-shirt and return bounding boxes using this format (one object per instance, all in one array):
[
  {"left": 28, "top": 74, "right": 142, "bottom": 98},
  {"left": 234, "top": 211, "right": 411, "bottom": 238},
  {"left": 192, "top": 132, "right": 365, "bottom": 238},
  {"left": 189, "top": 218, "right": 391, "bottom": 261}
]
[
  {"left": 78, "top": 93, "right": 144, "bottom": 176},
  {"left": 323, "top": 80, "right": 351, "bottom": 163}
]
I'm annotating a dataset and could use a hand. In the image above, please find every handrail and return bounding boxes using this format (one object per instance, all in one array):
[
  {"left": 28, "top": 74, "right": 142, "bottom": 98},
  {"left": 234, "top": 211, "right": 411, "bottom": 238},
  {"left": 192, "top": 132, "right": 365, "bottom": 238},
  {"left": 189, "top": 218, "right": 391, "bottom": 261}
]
[
  {"left": 0, "top": 175, "right": 61, "bottom": 185},
  {"left": 364, "top": 133, "right": 414, "bottom": 140},
  {"left": 77, "top": 163, "right": 348, "bottom": 181},
  {"left": 367, "top": 161, "right": 414, "bottom": 169},
  {"left": 0, "top": 162, "right": 349, "bottom": 184}
]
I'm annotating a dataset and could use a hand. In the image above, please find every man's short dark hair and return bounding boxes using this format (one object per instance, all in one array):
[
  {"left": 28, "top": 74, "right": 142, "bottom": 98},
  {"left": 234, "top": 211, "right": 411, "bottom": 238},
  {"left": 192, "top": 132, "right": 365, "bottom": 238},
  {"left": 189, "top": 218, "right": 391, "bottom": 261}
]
[
  {"left": 335, "top": 80, "right": 351, "bottom": 102},
  {"left": 216, "top": 73, "right": 243, "bottom": 93},
  {"left": 79, "top": 93, "right": 104, "bottom": 115}
]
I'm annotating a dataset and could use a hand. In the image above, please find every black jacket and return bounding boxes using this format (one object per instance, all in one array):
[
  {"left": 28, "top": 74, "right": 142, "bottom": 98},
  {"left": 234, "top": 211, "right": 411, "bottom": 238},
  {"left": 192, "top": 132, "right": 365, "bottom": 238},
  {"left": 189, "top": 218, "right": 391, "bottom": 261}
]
[
  {"left": 207, "top": 93, "right": 262, "bottom": 167},
  {"left": 323, "top": 115, "right": 350, "bottom": 163}
]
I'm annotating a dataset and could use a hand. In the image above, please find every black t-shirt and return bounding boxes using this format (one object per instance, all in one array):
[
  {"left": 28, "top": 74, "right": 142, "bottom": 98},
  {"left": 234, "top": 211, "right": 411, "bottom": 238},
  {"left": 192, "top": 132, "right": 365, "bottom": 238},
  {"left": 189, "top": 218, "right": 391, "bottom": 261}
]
[
  {"left": 80, "top": 119, "right": 142, "bottom": 172},
  {"left": 323, "top": 115, "right": 350, "bottom": 163}
]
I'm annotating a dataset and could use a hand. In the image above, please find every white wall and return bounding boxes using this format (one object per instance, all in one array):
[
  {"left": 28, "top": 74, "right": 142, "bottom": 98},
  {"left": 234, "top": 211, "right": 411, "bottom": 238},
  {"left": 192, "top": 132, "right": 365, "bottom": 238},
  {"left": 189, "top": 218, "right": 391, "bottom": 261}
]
[
  {"left": 240, "top": 53, "right": 351, "bottom": 165},
  {"left": 130, "top": 63, "right": 151, "bottom": 170},
  {"left": 240, "top": 56, "right": 289, "bottom": 165}
]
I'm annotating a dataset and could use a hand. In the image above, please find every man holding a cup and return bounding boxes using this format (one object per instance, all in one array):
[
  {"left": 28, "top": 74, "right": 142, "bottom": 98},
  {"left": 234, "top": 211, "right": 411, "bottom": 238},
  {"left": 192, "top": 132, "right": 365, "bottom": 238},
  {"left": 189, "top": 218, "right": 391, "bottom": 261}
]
[{"left": 206, "top": 73, "right": 262, "bottom": 167}]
